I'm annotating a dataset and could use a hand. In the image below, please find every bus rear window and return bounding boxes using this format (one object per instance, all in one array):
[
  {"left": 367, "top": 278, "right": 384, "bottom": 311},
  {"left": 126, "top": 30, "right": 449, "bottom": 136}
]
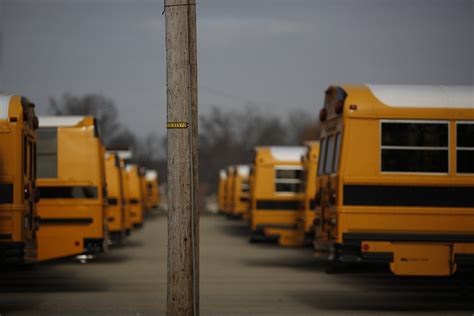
[
  {"left": 241, "top": 181, "right": 249, "bottom": 193},
  {"left": 457, "top": 122, "right": 474, "bottom": 174},
  {"left": 37, "top": 128, "right": 58, "bottom": 178},
  {"left": 275, "top": 167, "right": 302, "bottom": 193},
  {"left": 381, "top": 121, "right": 449, "bottom": 173}
]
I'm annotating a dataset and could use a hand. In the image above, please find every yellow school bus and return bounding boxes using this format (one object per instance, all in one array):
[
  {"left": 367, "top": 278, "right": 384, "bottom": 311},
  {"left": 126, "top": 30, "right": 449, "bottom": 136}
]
[
  {"left": 37, "top": 116, "right": 108, "bottom": 261},
  {"left": 145, "top": 170, "right": 159, "bottom": 210},
  {"left": 120, "top": 159, "right": 133, "bottom": 235},
  {"left": 315, "top": 84, "right": 474, "bottom": 276},
  {"left": 230, "top": 165, "right": 251, "bottom": 220},
  {"left": 105, "top": 152, "right": 126, "bottom": 243},
  {"left": 224, "top": 166, "right": 235, "bottom": 217},
  {"left": 0, "top": 95, "right": 39, "bottom": 264},
  {"left": 139, "top": 168, "right": 150, "bottom": 213},
  {"left": 108, "top": 150, "right": 134, "bottom": 234},
  {"left": 126, "top": 164, "right": 145, "bottom": 228},
  {"left": 250, "top": 146, "right": 307, "bottom": 246},
  {"left": 217, "top": 169, "right": 227, "bottom": 214},
  {"left": 297, "top": 141, "right": 320, "bottom": 245}
]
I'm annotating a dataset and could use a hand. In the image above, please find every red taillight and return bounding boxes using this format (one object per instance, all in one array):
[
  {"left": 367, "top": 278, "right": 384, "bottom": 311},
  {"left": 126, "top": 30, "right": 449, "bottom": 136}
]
[
  {"left": 335, "top": 100, "right": 343, "bottom": 114},
  {"left": 362, "top": 243, "right": 369, "bottom": 252},
  {"left": 319, "top": 108, "right": 327, "bottom": 122}
]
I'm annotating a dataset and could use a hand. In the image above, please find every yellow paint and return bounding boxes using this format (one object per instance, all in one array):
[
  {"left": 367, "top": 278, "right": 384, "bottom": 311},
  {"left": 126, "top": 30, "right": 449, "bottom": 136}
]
[
  {"left": 299, "top": 141, "right": 320, "bottom": 240},
  {"left": 37, "top": 116, "right": 107, "bottom": 262},
  {"left": 0, "top": 95, "right": 38, "bottom": 263},
  {"left": 127, "top": 165, "right": 145, "bottom": 227},
  {"left": 120, "top": 160, "right": 133, "bottom": 232},
  {"left": 145, "top": 172, "right": 160, "bottom": 210},
  {"left": 250, "top": 147, "right": 305, "bottom": 247},
  {"left": 167, "top": 122, "right": 189, "bottom": 129},
  {"left": 315, "top": 84, "right": 474, "bottom": 276},
  {"left": 230, "top": 166, "right": 250, "bottom": 219},
  {"left": 223, "top": 166, "right": 235, "bottom": 215},
  {"left": 105, "top": 153, "right": 126, "bottom": 237}
]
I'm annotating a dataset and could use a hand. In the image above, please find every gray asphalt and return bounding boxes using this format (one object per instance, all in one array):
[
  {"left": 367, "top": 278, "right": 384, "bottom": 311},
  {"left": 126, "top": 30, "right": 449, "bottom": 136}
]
[{"left": 0, "top": 212, "right": 473, "bottom": 315}]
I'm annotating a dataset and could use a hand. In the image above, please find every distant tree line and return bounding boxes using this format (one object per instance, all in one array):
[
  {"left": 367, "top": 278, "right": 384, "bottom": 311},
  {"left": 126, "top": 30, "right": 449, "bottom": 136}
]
[{"left": 49, "top": 93, "right": 320, "bottom": 194}]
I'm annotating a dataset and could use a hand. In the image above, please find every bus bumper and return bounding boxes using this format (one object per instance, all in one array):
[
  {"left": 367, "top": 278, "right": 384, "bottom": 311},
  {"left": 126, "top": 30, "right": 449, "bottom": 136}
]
[{"left": 336, "top": 233, "right": 474, "bottom": 276}]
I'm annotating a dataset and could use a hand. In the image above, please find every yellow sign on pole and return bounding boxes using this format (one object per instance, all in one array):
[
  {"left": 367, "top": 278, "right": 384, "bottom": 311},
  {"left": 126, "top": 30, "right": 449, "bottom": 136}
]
[{"left": 167, "top": 122, "right": 189, "bottom": 129}]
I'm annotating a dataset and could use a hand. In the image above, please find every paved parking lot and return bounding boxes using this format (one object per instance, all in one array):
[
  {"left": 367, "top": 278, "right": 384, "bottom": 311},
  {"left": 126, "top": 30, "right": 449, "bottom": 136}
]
[{"left": 0, "top": 212, "right": 473, "bottom": 315}]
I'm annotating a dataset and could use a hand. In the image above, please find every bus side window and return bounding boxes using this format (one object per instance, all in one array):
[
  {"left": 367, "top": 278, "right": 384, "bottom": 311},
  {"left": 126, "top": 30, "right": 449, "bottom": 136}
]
[
  {"left": 317, "top": 138, "right": 327, "bottom": 176},
  {"left": 324, "top": 136, "right": 335, "bottom": 174},
  {"left": 333, "top": 133, "right": 342, "bottom": 173},
  {"left": 381, "top": 121, "right": 448, "bottom": 173},
  {"left": 457, "top": 122, "right": 474, "bottom": 174}
]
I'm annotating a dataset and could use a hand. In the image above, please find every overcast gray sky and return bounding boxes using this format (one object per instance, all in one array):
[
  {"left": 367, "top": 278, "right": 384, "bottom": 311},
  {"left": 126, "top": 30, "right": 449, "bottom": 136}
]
[{"left": 0, "top": 0, "right": 472, "bottom": 138}]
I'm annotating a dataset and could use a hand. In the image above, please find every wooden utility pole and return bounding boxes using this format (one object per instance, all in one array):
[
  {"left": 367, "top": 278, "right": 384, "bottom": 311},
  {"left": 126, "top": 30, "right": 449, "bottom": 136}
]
[{"left": 165, "top": 0, "right": 199, "bottom": 315}]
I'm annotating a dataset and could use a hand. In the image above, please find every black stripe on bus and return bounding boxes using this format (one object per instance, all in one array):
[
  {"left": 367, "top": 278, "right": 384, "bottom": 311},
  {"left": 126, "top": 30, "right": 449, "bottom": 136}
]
[
  {"left": 343, "top": 185, "right": 474, "bottom": 208},
  {"left": 256, "top": 200, "right": 300, "bottom": 210},
  {"left": 39, "top": 218, "right": 93, "bottom": 225},
  {"left": 108, "top": 198, "right": 118, "bottom": 205},
  {"left": 256, "top": 224, "right": 298, "bottom": 230},
  {"left": 0, "top": 184, "right": 13, "bottom": 204},
  {"left": 0, "top": 234, "right": 12, "bottom": 240},
  {"left": 38, "top": 186, "right": 98, "bottom": 199},
  {"left": 343, "top": 232, "right": 474, "bottom": 245}
]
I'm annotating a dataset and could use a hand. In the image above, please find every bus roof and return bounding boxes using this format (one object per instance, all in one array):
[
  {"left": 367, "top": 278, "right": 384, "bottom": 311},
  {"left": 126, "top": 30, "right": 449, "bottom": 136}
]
[
  {"left": 366, "top": 85, "right": 473, "bottom": 109},
  {"left": 255, "top": 146, "right": 307, "bottom": 162},
  {"left": 146, "top": 170, "right": 158, "bottom": 181},
  {"left": 126, "top": 164, "right": 137, "bottom": 172},
  {"left": 0, "top": 95, "right": 12, "bottom": 119},
  {"left": 235, "top": 165, "right": 250, "bottom": 177},
  {"left": 323, "top": 85, "right": 474, "bottom": 120},
  {"left": 109, "top": 150, "right": 132, "bottom": 160},
  {"left": 39, "top": 116, "right": 93, "bottom": 127},
  {"left": 219, "top": 169, "right": 227, "bottom": 179},
  {"left": 105, "top": 151, "right": 116, "bottom": 159}
]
